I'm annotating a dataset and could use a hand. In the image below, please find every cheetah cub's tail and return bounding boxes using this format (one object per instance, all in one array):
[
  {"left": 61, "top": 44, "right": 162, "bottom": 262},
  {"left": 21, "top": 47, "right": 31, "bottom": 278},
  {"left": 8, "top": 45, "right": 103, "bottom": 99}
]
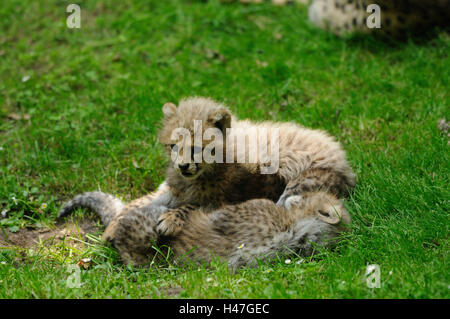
[{"left": 58, "top": 191, "right": 124, "bottom": 227}]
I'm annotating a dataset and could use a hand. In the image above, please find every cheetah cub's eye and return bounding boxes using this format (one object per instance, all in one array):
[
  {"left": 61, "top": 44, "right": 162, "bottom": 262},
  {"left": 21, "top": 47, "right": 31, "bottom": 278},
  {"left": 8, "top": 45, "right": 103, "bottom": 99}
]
[{"left": 167, "top": 144, "right": 177, "bottom": 150}]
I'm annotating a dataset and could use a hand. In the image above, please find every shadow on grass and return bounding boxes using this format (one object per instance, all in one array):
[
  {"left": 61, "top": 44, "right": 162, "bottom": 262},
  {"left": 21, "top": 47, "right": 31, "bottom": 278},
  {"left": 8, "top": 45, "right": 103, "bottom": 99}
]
[{"left": 343, "top": 27, "right": 449, "bottom": 53}]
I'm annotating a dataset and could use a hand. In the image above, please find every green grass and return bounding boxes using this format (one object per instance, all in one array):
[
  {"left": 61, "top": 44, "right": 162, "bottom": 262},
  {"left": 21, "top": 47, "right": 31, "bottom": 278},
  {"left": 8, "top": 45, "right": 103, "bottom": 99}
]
[{"left": 0, "top": 0, "right": 449, "bottom": 298}]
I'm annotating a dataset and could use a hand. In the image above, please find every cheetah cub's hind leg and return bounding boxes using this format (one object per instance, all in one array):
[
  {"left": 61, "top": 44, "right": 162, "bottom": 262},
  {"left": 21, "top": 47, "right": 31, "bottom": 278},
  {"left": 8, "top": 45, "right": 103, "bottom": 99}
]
[{"left": 227, "top": 195, "right": 350, "bottom": 272}]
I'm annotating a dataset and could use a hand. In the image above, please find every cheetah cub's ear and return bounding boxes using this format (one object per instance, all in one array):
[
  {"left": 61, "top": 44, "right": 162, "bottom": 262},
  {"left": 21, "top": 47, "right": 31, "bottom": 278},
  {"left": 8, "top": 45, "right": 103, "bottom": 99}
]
[
  {"left": 208, "top": 108, "right": 231, "bottom": 132},
  {"left": 162, "top": 102, "right": 177, "bottom": 118}
]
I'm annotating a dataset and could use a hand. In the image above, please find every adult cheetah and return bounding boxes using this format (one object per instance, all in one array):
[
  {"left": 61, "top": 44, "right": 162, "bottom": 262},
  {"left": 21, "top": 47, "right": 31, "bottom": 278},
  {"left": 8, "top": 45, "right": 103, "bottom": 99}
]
[{"left": 225, "top": 0, "right": 450, "bottom": 38}]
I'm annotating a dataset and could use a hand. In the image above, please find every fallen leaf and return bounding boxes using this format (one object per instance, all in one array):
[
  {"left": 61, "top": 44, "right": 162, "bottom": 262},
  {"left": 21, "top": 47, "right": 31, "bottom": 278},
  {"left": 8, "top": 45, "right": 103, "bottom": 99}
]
[
  {"left": 7, "top": 113, "right": 21, "bottom": 120},
  {"left": 132, "top": 158, "right": 140, "bottom": 169},
  {"left": 6, "top": 113, "right": 31, "bottom": 121},
  {"left": 77, "top": 258, "right": 92, "bottom": 269},
  {"left": 256, "top": 60, "right": 268, "bottom": 68},
  {"left": 205, "top": 49, "right": 226, "bottom": 63},
  {"left": 273, "top": 32, "right": 283, "bottom": 40}
]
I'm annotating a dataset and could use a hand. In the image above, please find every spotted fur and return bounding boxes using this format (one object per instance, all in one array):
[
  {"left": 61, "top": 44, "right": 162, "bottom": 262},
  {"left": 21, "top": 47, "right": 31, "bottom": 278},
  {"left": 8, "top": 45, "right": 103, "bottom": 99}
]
[
  {"left": 155, "top": 97, "right": 355, "bottom": 234},
  {"left": 225, "top": 0, "right": 450, "bottom": 38},
  {"left": 59, "top": 190, "right": 350, "bottom": 268},
  {"left": 308, "top": 0, "right": 450, "bottom": 37},
  {"left": 58, "top": 97, "right": 355, "bottom": 267}
]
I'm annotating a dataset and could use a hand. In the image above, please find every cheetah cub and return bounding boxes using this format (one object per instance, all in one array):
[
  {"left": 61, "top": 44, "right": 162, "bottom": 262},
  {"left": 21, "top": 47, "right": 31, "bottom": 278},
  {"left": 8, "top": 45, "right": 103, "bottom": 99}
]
[
  {"left": 59, "top": 189, "right": 350, "bottom": 269},
  {"left": 153, "top": 97, "right": 355, "bottom": 236}
]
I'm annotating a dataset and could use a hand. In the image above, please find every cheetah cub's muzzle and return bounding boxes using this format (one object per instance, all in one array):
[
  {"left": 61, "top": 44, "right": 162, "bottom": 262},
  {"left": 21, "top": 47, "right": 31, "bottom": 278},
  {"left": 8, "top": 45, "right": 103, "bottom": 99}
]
[{"left": 169, "top": 143, "right": 205, "bottom": 179}]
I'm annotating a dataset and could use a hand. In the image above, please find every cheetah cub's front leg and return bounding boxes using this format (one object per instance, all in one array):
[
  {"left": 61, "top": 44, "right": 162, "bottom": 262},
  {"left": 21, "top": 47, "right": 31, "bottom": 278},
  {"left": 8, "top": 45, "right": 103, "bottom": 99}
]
[{"left": 156, "top": 205, "right": 197, "bottom": 237}]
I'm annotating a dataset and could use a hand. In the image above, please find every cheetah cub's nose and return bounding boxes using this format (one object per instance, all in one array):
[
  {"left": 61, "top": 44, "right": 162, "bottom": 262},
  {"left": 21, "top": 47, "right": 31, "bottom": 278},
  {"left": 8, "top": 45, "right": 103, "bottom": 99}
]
[{"left": 179, "top": 163, "right": 189, "bottom": 171}]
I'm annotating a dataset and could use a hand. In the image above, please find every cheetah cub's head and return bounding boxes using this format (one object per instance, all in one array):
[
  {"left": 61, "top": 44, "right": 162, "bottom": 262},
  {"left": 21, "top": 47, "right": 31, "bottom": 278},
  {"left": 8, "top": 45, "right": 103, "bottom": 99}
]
[
  {"left": 158, "top": 97, "right": 233, "bottom": 179},
  {"left": 285, "top": 192, "right": 351, "bottom": 226}
]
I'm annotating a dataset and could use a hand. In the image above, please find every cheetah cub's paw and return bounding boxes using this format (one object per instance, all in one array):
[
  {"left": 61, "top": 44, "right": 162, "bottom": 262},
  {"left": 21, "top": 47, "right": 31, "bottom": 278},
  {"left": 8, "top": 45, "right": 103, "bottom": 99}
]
[
  {"left": 276, "top": 189, "right": 293, "bottom": 207},
  {"left": 156, "top": 210, "right": 184, "bottom": 237}
]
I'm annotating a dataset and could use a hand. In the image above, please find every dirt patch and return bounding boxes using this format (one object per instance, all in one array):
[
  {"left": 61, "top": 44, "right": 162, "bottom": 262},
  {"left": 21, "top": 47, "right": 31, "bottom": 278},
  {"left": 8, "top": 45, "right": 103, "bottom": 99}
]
[{"left": 0, "top": 217, "right": 102, "bottom": 249}]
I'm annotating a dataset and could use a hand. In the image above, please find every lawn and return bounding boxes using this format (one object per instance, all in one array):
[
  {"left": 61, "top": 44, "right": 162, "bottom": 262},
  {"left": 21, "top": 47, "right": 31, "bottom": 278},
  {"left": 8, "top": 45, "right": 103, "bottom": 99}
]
[{"left": 0, "top": 0, "right": 448, "bottom": 298}]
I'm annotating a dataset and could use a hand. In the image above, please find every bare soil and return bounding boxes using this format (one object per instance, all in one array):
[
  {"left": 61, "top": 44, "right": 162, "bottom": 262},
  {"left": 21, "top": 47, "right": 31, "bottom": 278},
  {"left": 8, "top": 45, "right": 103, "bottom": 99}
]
[{"left": 0, "top": 218, "right": 101, "bottom": 249}]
